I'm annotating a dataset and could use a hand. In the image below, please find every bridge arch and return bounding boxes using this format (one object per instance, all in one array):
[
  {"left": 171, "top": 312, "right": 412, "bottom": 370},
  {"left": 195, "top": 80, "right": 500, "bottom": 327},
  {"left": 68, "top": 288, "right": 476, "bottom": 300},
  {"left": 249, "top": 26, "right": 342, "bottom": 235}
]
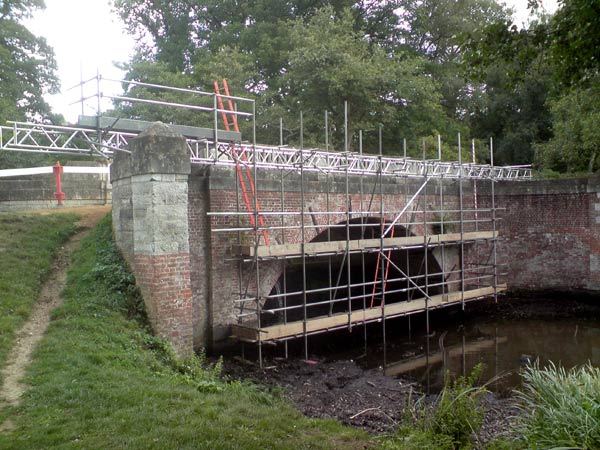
[{"left": 260, "top": 217, "right": 444, "bottom": 325}]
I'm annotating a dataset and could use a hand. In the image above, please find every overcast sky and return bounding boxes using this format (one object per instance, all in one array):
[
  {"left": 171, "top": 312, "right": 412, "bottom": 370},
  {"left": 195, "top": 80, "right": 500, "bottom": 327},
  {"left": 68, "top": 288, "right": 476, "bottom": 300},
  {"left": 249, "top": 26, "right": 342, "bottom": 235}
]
[{"left": 25, "top": 0, "right": 559, "bottom": 123}]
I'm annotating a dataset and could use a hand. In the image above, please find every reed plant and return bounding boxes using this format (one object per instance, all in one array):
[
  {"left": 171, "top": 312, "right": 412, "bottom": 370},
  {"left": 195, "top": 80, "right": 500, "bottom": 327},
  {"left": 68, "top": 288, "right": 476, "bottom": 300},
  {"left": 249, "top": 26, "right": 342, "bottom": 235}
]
[{"left": 516, "top": 362, "right": 600, "bottom": 449}]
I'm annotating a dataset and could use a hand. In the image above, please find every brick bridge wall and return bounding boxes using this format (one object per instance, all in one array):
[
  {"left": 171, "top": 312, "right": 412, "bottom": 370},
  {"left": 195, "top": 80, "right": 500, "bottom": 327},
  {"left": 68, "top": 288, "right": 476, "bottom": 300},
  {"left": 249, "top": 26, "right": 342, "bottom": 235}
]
[
  {"left": 493, "top": 177, "right": 600, "bottom": 292},
  {"left": 111, "top": 124, "right": 600, "bottom": 354}
]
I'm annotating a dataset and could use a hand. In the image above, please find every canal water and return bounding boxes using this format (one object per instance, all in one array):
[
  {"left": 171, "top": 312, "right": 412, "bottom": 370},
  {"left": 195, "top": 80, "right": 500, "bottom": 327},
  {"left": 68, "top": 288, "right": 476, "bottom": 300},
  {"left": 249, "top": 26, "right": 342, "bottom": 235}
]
[
  {"left": 361, "top": 317, "right": 600, "bottom": 394},
  {"left": 291, "top": 298, "right": 600, "bottom": 394}
]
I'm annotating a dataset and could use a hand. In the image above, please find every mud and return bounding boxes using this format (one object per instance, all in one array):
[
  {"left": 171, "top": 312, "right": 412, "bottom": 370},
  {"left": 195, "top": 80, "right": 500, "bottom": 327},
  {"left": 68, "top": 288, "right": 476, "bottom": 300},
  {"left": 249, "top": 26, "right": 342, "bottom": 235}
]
[{"left": 223, "top": 356, "right": 520, "bottom": 442}]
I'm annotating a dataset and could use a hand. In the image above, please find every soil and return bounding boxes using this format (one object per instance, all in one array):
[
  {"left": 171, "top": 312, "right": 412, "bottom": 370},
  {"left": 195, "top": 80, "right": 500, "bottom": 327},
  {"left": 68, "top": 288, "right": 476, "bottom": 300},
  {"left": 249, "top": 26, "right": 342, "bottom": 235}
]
[
  {"left": 464, "top": 293, "right": 600, "bottom": 322},
  {"left": 223, "top": 356, "right": 520, "bottom": 444},
  {"left": 224, "top": 358, "right": 413, "bottom": 433},
  {"left": 0, "top": 206, "right": 110, "bottom": 431}
]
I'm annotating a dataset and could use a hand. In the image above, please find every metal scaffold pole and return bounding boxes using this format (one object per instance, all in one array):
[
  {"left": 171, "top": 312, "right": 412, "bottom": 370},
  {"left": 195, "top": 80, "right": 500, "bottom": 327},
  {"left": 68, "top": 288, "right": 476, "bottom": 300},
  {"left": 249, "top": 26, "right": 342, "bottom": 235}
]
[
  {"left": 378, "top": 124, "right": 387, "bottom": 368},
  {"left": 359, "top": 130, "right": 367, "bottom": 355},
  {"left": 252, "top": 100, "right": 263, "bottom": 368},
  {"left": 423, "top": 142, "right": 430, "bottom": 339},
  {"left": 439, "top": 136, "right": 446, "bottom": 297},
  {"left": 458, "top": 133, "right": 465, "bottom": 309},
  {"left": 491, "top": 137, "right": 498, "bottom": 303},
  {"left": 345, "top": 101, "right": 352, "bottom": 329},
  {"left": 300, "top": 111, "right": 308, "bottom": 361}
]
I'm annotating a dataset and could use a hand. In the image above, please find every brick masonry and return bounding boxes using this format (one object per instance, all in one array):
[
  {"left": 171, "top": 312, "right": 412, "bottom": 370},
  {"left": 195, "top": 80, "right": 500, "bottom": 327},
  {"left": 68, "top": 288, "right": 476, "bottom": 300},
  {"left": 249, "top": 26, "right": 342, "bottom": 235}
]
[
  {"left": 112, "top": 136, "right": 600, "bottom": 351},
  {"left": 493, "top": 177, "right": 600, "bottom": 292}
]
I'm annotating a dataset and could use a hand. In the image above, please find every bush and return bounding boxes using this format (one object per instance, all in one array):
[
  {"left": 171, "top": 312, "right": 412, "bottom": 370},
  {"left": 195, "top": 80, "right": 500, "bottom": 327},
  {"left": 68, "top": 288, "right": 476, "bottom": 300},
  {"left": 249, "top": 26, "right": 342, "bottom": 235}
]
[{"left": 516, "top": 362, "right": 600, "bottom": 449}]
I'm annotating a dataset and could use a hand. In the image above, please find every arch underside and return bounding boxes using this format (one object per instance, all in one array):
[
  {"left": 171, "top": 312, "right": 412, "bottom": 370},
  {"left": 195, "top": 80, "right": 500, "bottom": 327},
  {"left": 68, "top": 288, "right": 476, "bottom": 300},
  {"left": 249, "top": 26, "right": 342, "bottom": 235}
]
[{"left": 262, "top": 218, "right": 447, "bottom": 326}]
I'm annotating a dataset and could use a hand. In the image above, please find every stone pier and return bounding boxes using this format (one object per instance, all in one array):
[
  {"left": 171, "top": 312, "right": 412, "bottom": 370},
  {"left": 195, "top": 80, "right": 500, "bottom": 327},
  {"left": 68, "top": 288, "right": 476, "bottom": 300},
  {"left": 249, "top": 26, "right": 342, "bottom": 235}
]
[{"left": 111, "top": 123, "right": 193, "bottom": 356}]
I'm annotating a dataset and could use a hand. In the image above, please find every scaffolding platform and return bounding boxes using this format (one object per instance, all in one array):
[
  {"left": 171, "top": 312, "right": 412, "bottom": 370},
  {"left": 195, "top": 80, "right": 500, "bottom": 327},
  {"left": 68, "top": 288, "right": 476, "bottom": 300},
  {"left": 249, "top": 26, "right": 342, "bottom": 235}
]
[
  {"left": 231, "top": 284, "right": 507, "bottom": 342},
  {"left": 76, "top": 115, "right": 241, "bottom": 142},
  {"left": 236, "top": 231, "right": 497, "bottom": 258}
]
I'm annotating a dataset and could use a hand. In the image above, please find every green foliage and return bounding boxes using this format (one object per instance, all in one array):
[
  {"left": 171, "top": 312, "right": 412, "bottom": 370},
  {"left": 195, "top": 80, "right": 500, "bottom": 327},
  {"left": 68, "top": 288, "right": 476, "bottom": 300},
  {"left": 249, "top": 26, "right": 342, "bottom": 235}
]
[
  {"left": 551, "top": 0, "right": 600, "bottom": 86},
  {"left": 430, "top": 364, "right": 486, "bottom": 447},
  {"left": 535, "top": 80, "right": 600, "bottom": 173},
  {"left": 110, "top": 0, "right": 600, "bottom": 170},
  {"left": 380, "top": 427, "right": 455, "bottom": 450},
  {"left": 85, "top": 217, "right": 146, "bottom": 321},
  {"left": 112, "top": 0, "right": 506, "bottom": 153},
  {"left": 0, "top": 215, "right": 369, "bottom": 449},
  {"left": 463, "top": 15, "right": 555, "bottom": 166},
  {"left": 398, "top": 0, "right": 509, "bottom": 119},
  {"left": 515, "top": 362, "right": 600, "bottom": 449},
  {"left": 281, "top": 6, "right": 446, "bottom": 151},
  {"left": 383, "top": 364, "right": 487, "bottom": 449},
  {"left": 0, "top": 0, "right": 58, "bottom": 124},
  {"left": 464, "top": 0, "right": 600, "bottom": 171},
  {"left": 0, "top": 212, "right": 79, "bottom": 383}
]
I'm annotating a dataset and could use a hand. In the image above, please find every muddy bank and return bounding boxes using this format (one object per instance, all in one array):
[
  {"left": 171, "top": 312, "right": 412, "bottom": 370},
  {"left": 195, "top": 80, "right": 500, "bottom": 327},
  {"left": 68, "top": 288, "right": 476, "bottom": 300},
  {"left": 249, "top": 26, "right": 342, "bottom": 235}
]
[
  {"left": 224, "top": 358, "right": 411, "bottom": 433},
  {"left": 223, "top": 357, "right": 519, "bottom": 442},
  {"left": 463, "top": 292, "right": 600, "bottom": 321}
]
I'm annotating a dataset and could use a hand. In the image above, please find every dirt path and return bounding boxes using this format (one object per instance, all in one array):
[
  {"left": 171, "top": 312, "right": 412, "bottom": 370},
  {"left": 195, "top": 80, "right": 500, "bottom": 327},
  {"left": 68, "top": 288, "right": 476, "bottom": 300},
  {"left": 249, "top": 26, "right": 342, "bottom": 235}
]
[{"left": 0, "top": 206, "right": 110, "bottom": 431}]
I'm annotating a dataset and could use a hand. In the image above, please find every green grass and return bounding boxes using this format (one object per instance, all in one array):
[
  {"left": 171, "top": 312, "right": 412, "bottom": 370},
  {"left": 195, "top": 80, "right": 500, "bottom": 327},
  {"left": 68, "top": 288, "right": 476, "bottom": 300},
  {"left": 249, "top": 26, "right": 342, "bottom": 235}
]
[
  {"left": 0, "top": 216, "right": 369, "bottom": 449},
  {"left": 515, "top": 362, "right": 600, "bottom": 449},
  {"left": 0, "top": 212, "right": 79, "bottom": 380}
]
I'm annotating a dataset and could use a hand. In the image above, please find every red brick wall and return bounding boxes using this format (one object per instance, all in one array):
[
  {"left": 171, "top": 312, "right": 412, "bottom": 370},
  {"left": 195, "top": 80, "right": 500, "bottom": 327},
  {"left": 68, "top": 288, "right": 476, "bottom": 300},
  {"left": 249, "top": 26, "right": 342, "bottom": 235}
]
[
  {"left": 189, "top": 168, "right": 466, "bottom": 345},
  {"left": 134, "top": 253, "right": 193, "bottom": 351},
  {"left": 493, "top": 178, "right": 600, "bottom": 292}
]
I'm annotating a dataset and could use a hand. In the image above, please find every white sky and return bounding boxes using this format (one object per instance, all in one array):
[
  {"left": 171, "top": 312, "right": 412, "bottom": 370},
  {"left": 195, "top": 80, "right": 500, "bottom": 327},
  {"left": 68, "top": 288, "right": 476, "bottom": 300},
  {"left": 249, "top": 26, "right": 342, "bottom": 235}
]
[{"left": 25, "top": 0, "right": 559, "bottom": 123}]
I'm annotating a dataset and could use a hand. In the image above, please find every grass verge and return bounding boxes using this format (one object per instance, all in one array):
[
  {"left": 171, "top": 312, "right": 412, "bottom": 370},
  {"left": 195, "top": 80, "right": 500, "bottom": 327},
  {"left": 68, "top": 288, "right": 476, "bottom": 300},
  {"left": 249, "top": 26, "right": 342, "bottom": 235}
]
[
  {"left": 0, "top": 212, "right": 79, "bottom": 380},
  {"left": 0, "top": 216, "right": 369, "bottom": 449}
]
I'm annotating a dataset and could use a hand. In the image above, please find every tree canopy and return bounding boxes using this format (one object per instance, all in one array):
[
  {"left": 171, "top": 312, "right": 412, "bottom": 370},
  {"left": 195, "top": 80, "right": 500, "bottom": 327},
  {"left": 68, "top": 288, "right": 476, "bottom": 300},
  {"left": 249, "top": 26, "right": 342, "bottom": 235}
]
[
  {"left": 111, "top": 0, "right": 600, "bottom": 171},
  {"left": 0, "top": 0, "right": 61, "bottom": 168},
  {"left": 0, "top": 0, "right": 58, "bottom": 124}
]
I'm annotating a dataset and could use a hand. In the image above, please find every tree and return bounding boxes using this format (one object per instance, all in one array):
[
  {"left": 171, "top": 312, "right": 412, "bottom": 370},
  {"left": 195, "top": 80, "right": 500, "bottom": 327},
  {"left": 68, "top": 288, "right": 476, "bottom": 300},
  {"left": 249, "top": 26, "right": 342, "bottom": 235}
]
[
  {"left": 550, "top": 0, "right": 600, "bottom": 86},
  {"left": 397, "top": 0, "right": 509, "bottom": 118},
  {"left": 0, "top": 0, "right": 58, "bottom": 124},
  {"left": 280, "top": 7, "right": 445, "bottom": 151},
  {"left": 536, "top": 80, "right": 600, "bottom": 173},
  {"left": 113, "top": 2, "right": 454, "bottom": 152},
  {"left": 114, "top": 0, "right": 529, "bottom": 157},
  {"left": 0, "top": 0, "right": 60, "bottom": 168},
  {"left": 463, "top": 17, "right": 554, "bottom": 165}
]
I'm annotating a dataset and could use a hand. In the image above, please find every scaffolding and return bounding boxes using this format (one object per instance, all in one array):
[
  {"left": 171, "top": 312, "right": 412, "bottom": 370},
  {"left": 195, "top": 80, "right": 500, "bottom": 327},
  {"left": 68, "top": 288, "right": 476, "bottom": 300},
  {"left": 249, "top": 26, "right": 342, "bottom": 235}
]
[{"left": 0, "top": 76, "right": 530, "bottom": 366}]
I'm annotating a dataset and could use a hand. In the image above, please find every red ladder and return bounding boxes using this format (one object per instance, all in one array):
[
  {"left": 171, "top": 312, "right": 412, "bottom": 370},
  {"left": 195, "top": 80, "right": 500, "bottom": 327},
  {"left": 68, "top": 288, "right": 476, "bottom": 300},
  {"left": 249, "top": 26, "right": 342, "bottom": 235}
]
[
  {"left": 213, "top": 79, "right": 270, "bottom": 245},
  {"left": 369, "top": 223, "right": 395, "bottom": 308}
]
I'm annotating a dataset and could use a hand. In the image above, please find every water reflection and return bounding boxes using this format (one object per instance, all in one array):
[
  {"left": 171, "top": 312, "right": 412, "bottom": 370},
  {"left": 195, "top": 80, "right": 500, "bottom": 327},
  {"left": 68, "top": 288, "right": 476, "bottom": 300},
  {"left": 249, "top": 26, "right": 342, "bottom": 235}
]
[{"left": 370, "top": 319, "right": 600, "bottom": 394}]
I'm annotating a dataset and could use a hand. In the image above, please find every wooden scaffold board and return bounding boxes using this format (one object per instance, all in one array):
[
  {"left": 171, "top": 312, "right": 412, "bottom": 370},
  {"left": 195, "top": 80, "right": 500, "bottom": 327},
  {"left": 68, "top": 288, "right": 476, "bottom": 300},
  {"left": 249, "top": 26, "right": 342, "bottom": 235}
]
[
  {"left": 236, "top": 231, "right": 497, "bottom": 258},
  {"left": 231, "top": 284, "right": 507, "bottom": 342}
]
